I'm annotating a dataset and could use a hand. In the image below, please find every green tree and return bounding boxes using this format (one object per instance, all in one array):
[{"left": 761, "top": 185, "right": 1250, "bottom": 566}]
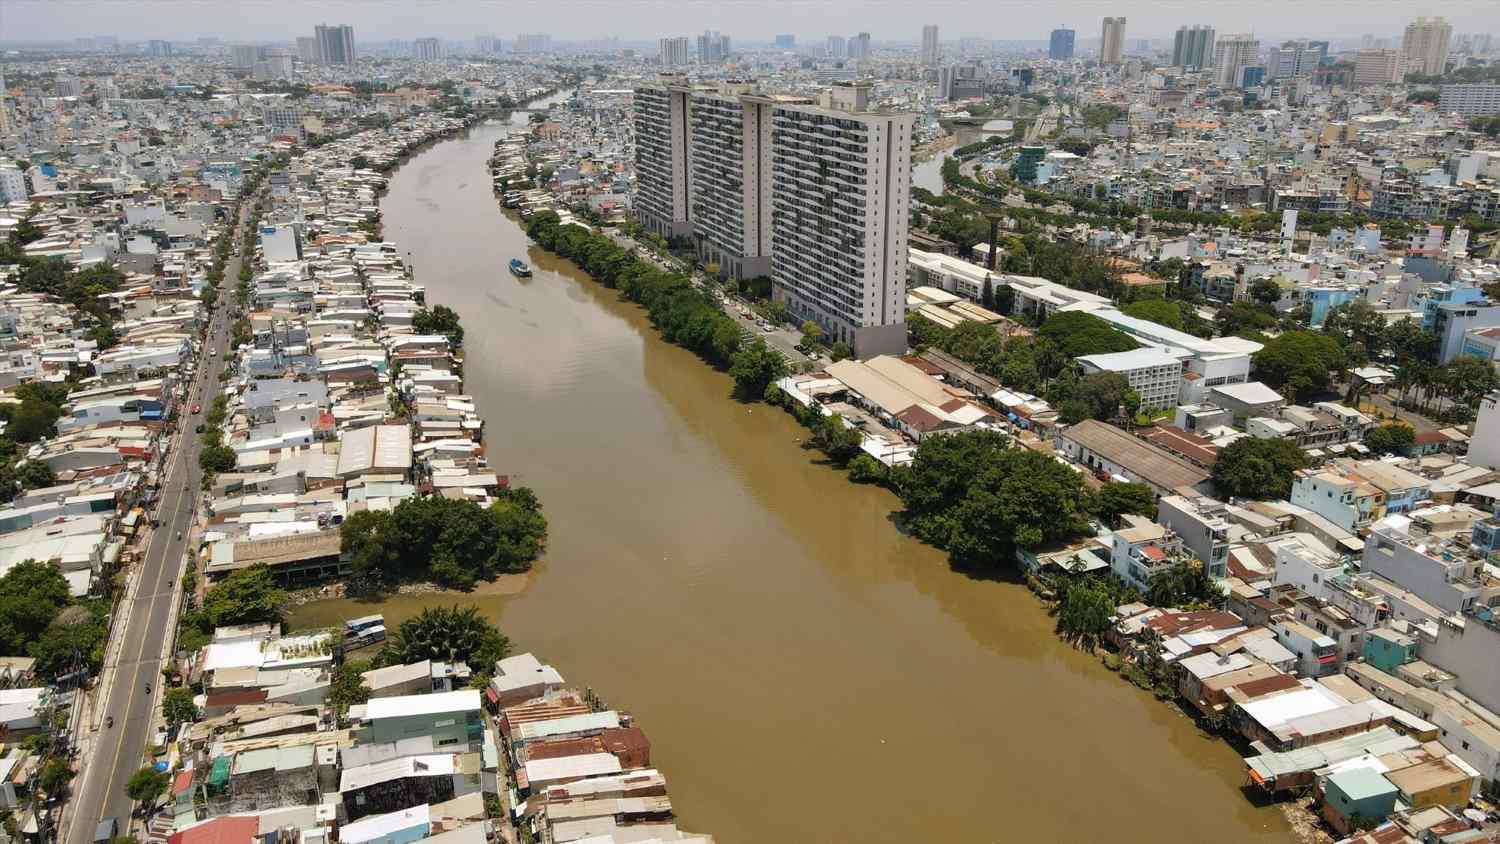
[
  {"left": 1036, "top": 311, "right": 1139, "bottom": 359},
  {"left": 162, "top": 687, "right": 197, "bottom": 727},
  {"left": 901, "top": 431, "right": 1091, "bottom": 566},
  {"left": 1055, "top": 372, "right": 1133, "bottom": 422},
  {"left": 1211, "top": 437, "right": 1309, "bottom": 500},
  {"left": 14, "top": 460, "right": 55, "bottom": 491},
  {"left": 340, "top": 510, "right": 400, "bottom": 590},
  {"left": 1056, "top": 577, "right": 1119, "bottom": 649},
  {"left": 1364, "top": 422, "right": 1416, "bottom": 456},
  {"left": 1253, "top": 331, "right": 1347, "bottom": 400},
  {"left": 198, "top": 444, "right": 237, "bottom": 474},
  {"left": 1121, "top": 298, "right": 1184, "bottom": 331},
  {"left": 1248, "top": 278, "right": 1283, "bottom": 306},
  {"left": 1214, "top": 302, "right": 1279, "bottom": 337},
  {"left": 380, "top": 605, "right": 510, "bottom": 670},
  {"left": 329, "top": 659, "right": 372, "bottom": 715},
  {"left": 412, "top": 305, "right": 464, "bottom": 348},
  {"left": 729, "top": 339, "right": 787, "bottom": 398},
  {"left": 799, "top": 320, "right": 824, "bottom": 348},
  {"left": 847, "top": 453, "right": 886, "bottom": 484},
  {"left": 30, "top": 604, "right": 107, "bottom": 679},
  {"left": 1093, "top": 481, "right": 1156, "bottom": 524},
  {"left": 490, "top": 486, "right": 549, "bottom": 573},
  {"left": 1145, "top": 563, "right": 1222, "bottom": 609},
  {"left": 812, "top": 413, "right": 863, "bottom": 465},
  {"left": 38, "top": 757, "right": 74, "bottom": 796},
  {"left": 7, "top": 399, "right": 61, "bottom": 442},
  {"left": 200, "top": 565, "right": 286, "bottom": 628},
  {"left": 124, "top": 766, "right": 169, "bottom": 806}
]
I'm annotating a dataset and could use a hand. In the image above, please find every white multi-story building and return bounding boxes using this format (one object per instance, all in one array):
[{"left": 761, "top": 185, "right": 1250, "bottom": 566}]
[
  {"left": 1402, "top": 16, "right": 1452, "bottom": 77},
  {"left": 1100, "top": 17, "right": 1126, "bottom": 64},
  {"left": 1355, "top": 49, "right": 1405, "bottom": 86},
  {"left": 1439, "top": 84, "right": 1500, "bottom": 117},
  {"left": 687, "top": 83, "right": 793, "bottom": 280},
  {"left": 1469, "top": 392, "right": 1500, "bottom": 471},
  {"left": 658, "top": 37, "right": 689, "bottom": 67},
  {"left": 766, "top": 83, "right": 913, "bottom": 356},
  {"left": 633, "top": 78, "right": 913, "bottom": 357},
  {"left": 0, "top": 166, "right": 26, "bottom": 204},
  {"left": 1076, "top": 347, "right": 1184, "bottom": 411},
  {"left": 1156, "top": 494, "right": 1231, "bottom": 579},
  {"left": 632, "top": 74, "right": 693, "bottom": 238},
  {"left": 1214, "top": 34, "right": 1260, "bottom": 88}
]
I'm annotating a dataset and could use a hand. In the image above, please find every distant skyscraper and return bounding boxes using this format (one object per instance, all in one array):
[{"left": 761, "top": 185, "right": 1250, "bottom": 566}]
[
  {"left": 414, "top": 38, "right": 442, "bottom": 61},
  {"left": 1172, "top": 25, "right": 1215, "bottom": 71},
  {"left": 921, "top": 25, "right": 939, "bottom": 64},
  {"left": 1214, "top": 34, "right": 1260, "bottom": 87},
  {"left": 231, "top": 44, "right": 259, "bottom": 69},
  {"left": 147, "top": 39, "right": 173, "bottom": 57},
  {"left": 774, "top": 34, "right": 795, "bottom": 49},
  {"left": 314, "top": 24, "right": 355, "bottom": 65},
  {"left": 848, "top": 32, "right": 871, "bottom": 60},
  {"left": 825, "top": 35, "right": 846, "bottom": 58},
  {"left": 475, "top": 35, "right": 498, "bottom": 54},
  {"left": 659, "top": 37, "right": 690, "bottom": 67},
  {"left": 1100, "top": 17, "right": 1126, "bottom": 64},
  {"left": 697, "top": 30, "right": 731, "bottom": 64},
  {"left": 513, "top": 34, "right": 551, "bottom": 54},
  {"left": 1402, "top": 16, "right": 1452, "bottom": 77},
  {"left": 1049, "top": 28, "right": 1075, "bottom": 61},
  {"left": 295, "top": 37, "right": 319, "bottom": 63},
  {"left": 1266, "top": 40, "right": 1322, "bottom": 82}
]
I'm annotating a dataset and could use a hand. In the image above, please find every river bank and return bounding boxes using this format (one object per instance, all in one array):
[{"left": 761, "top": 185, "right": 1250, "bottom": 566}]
[{"left": 288, "top": 114, "right": 1292, "bottom": 844}]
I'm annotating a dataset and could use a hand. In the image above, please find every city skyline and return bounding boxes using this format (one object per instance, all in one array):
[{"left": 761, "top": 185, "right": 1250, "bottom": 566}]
[{"left": 3, "top": 0, "right": 1497, "bottom": 43}]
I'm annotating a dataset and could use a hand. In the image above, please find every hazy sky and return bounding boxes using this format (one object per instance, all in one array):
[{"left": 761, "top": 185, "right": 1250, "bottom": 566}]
[{"left": 4, "top": 0, "right": 1496, "bottom": 44}]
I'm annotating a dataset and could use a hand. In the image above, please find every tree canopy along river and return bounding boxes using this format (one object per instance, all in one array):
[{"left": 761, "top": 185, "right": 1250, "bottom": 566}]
[{"left": 290, "top": 101, "right": 1292, "bottom": 843}]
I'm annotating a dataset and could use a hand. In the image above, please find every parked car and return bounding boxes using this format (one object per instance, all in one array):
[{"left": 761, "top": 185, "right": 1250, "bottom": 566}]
[
  {"left": 191, "top": 404, "right": 201, "bottom": 414},
  {"left": 195, "top": 423, "right": 205, "bottom": 434}
]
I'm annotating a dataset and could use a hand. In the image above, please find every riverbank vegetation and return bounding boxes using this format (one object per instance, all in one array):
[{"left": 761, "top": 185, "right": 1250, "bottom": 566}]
[
  {"left": 340, "top": 489, "right": 548, "bottom": 593},
  {"left": 523, "top": 210, "right": 791, "bottom": 398}
]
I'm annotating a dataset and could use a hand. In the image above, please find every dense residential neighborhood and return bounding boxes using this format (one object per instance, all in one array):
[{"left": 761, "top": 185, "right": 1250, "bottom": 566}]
[{"left": 1, "top": 8, "right": 1500, "bottom": 844}]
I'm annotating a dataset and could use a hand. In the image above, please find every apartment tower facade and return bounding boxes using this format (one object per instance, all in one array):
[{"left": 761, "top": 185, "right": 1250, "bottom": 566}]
[
  {"left": 632, "top": 77, "right": 912, "bottom": 357},
  {"left": 1100, "top": 17, "right": 1126, "bottom": 64}
]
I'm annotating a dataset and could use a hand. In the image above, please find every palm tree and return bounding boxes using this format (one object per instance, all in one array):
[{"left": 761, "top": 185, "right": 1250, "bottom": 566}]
[{"left": 383, "top": 605, "right": 510, "bottom": 670}]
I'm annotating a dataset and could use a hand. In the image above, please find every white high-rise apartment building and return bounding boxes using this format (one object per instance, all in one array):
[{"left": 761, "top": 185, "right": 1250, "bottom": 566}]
[
  {"left": 766, "top": 83, "right": 912, "bottom": 356},
  {"left": 632, "top": 74, "right": 693, "bottom": 239},
  {"left": 632, "top": 77, "right": 914, "bottom": 356},
  {"left": 413, "top": 38, "right": 442, "bottom": 61},
  {"left": 1172, "top": 25, "right": 1215, "bottom": 71},
  {"left": 1266, "top": 41, "right": 1322, "bottom": 82},
  {"left": 826, "top": 35, "right": 846, "bottom": 58},
  {"left": 921, "top": 25, "right": 939, "bottom": 64},
  {"left": 688, "top": 82, "right": 796, "bottom": 280},
  {"left": 1402, "top": 17, "right": 1452, "bottom": 77},
  {"left": 1439, "top": 84, "right": 1500, "bottom": 116},
  {"left": 1214, "top": 34, "right": 1260, "bottom": 88},
  {"left": 1355, "top": 48, "right": 1405, "bottom": 86},
  {"left": 659, "top": 37, "right": 690, "bottom": 67},
  {"left": 314, "top": 24, "right": 355, "bottom": 65},
  {"left": 1100, "top": 17, "right": 1126, "bottom": 64}
]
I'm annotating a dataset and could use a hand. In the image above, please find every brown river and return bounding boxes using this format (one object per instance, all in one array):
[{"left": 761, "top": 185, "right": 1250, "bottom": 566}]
[{"left": 289, "top": 107, "right": 1293, "bottom": 843}]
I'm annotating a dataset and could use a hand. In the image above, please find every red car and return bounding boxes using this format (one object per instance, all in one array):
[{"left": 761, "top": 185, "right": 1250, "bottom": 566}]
[{"left": 191, "top": 403, "right": 201, "bottom": 415}]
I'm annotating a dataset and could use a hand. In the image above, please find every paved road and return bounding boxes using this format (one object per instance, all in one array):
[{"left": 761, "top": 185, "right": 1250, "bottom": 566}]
[{"left": 64, "top": 205, "right": 246, "bottom": 844}]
